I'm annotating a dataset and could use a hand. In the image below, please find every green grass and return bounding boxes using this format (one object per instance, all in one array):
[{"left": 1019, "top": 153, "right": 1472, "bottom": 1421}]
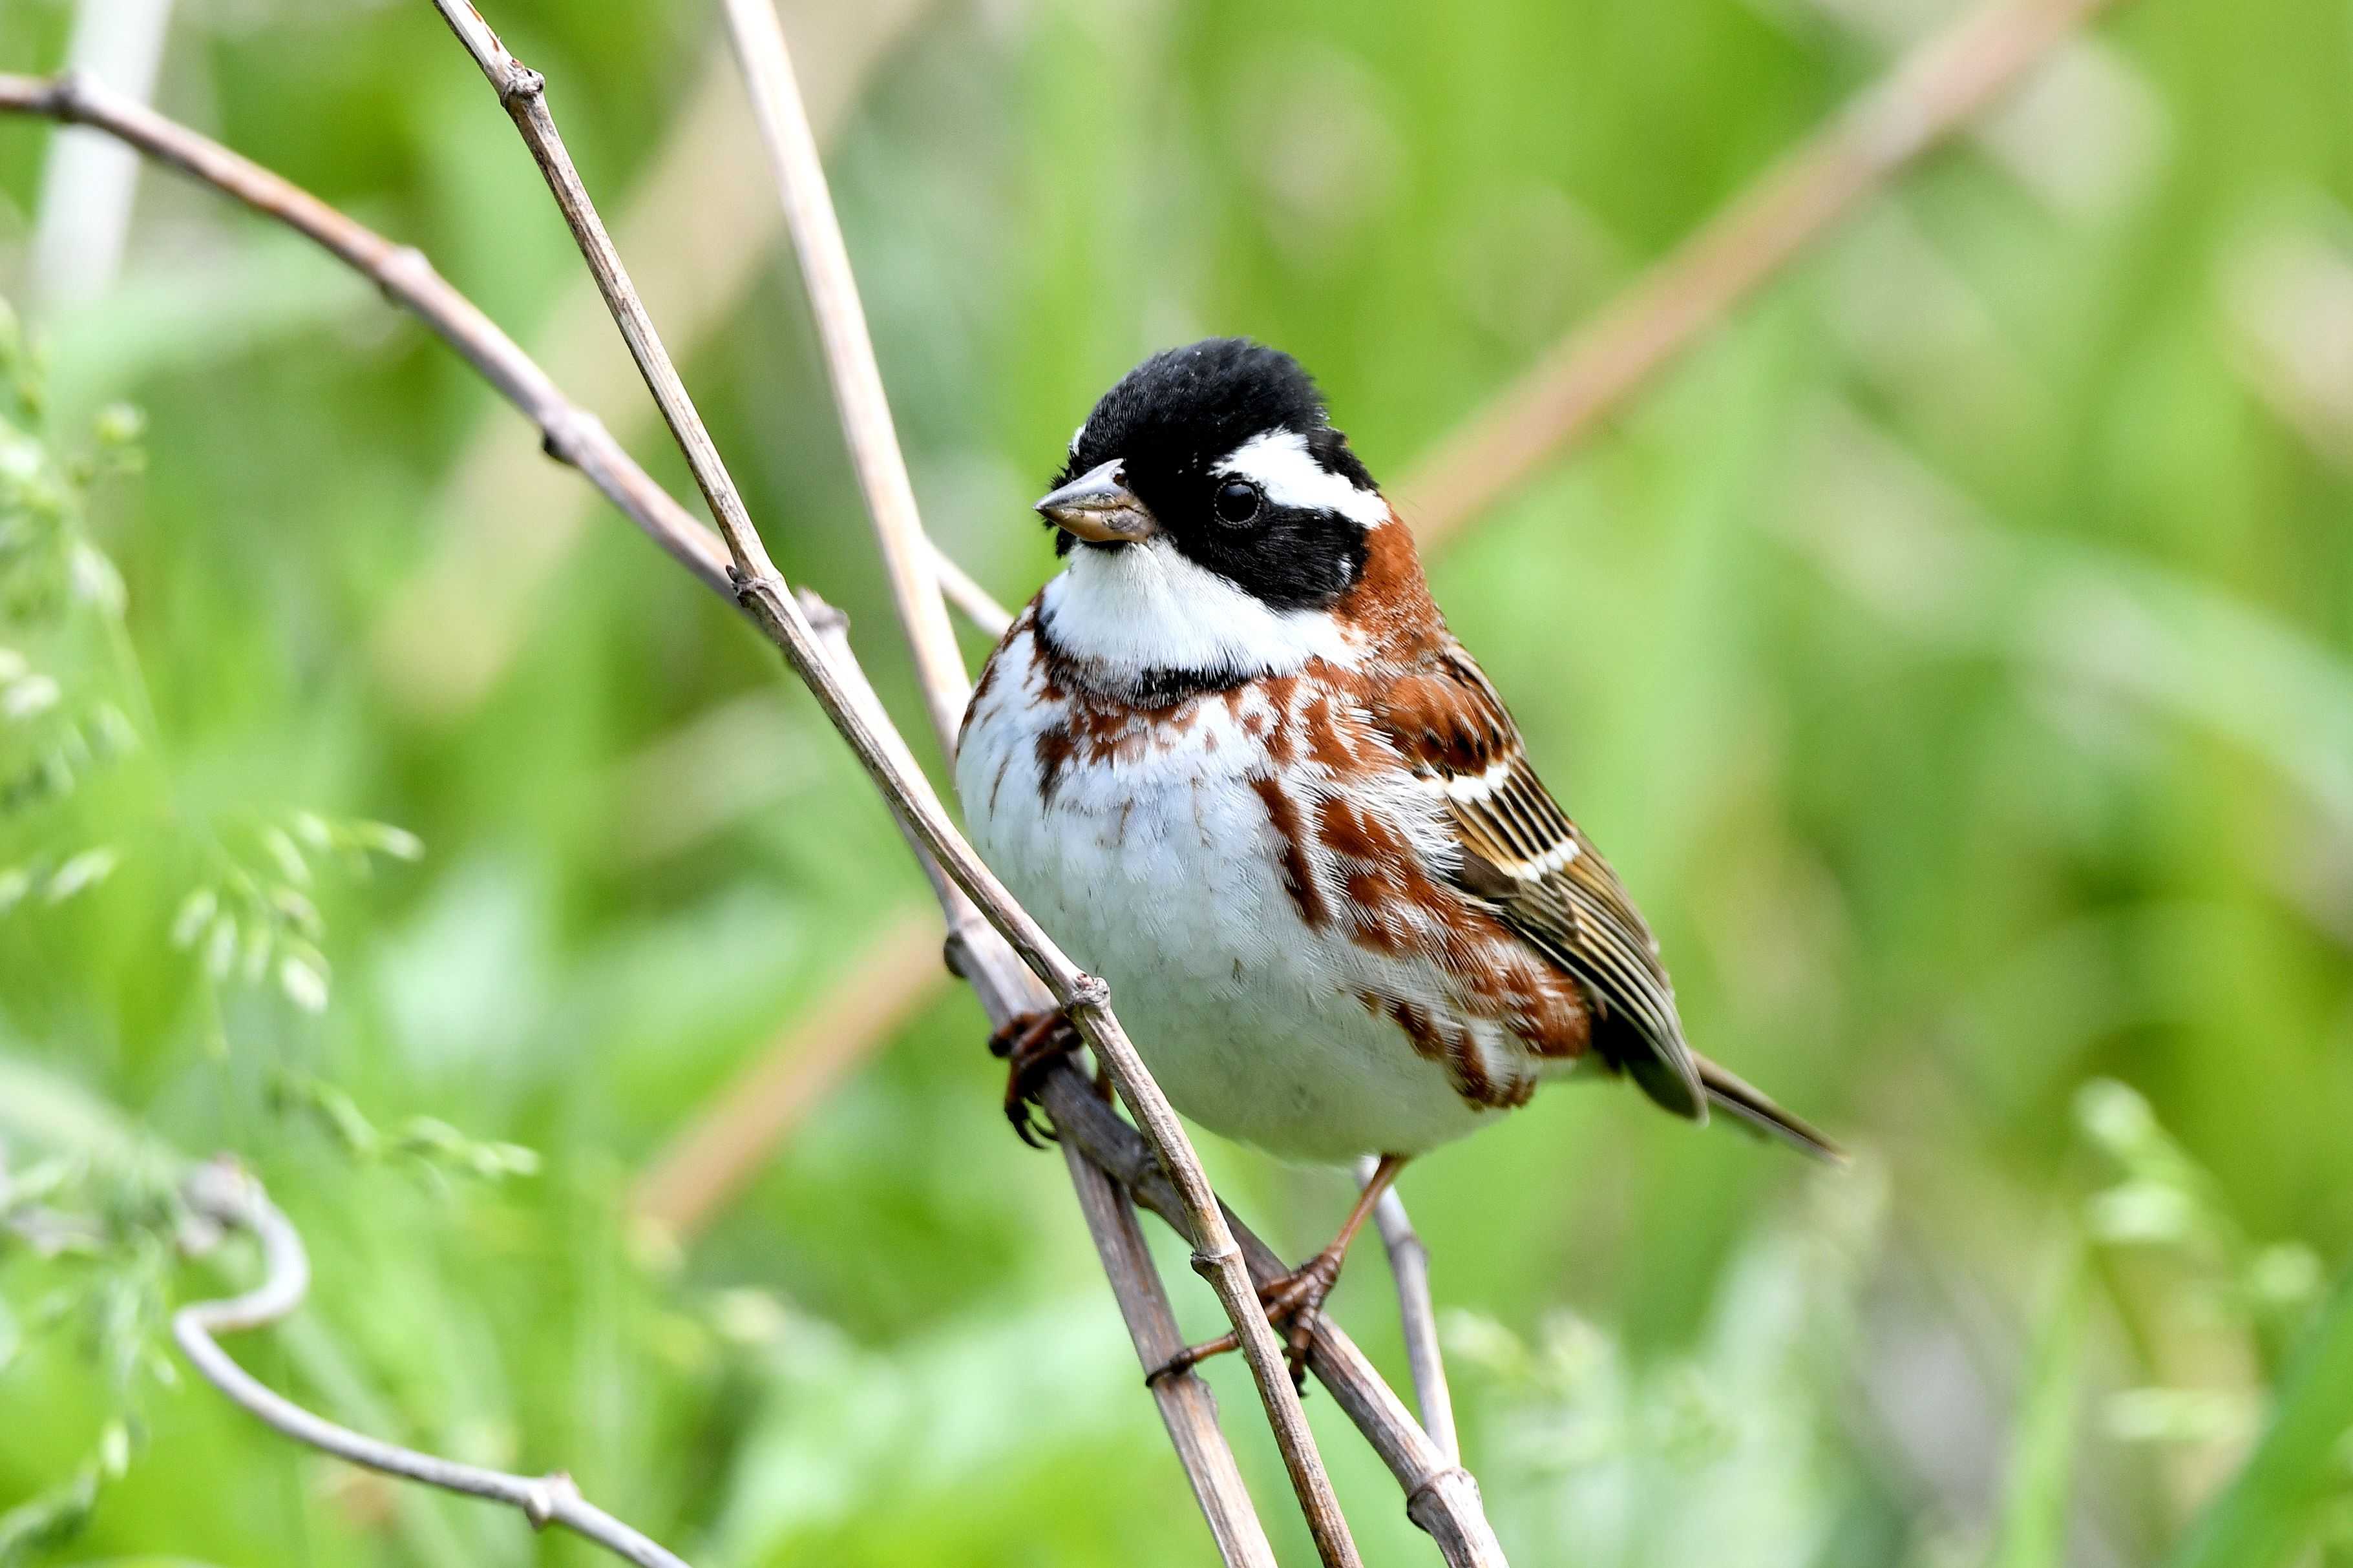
[{"left": 4, "top": 0, "right": 2352, "bottom": 1563}]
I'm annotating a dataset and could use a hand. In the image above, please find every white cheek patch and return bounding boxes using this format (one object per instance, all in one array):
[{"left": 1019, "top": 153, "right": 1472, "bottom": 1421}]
[
  {"left": 1040, "top": 538, "right": 1362, "bottom": 680},
  {"left": 1213, "top": 428, "right": 1390, "bottom": 528}
]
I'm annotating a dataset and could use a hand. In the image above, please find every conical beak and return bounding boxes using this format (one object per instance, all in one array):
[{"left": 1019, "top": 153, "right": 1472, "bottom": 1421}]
[{"left": 1035, "top": 458, "right": 1159, "bottom": 543}]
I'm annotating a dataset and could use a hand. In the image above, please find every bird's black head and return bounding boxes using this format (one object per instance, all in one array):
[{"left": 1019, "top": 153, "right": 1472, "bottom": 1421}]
[{"left": 1037, "top": 339, "right": 1384, "bottom": 612}]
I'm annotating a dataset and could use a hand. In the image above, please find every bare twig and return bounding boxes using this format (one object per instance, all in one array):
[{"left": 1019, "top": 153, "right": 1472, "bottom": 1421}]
[
  {"left": 0, "top": 65, "right": 1468, "bottom": 1563},
  {"left": 717, "top": 9, "right": 1294, "bottom": 1551},
  {"left": 374, "top": 6, "right": 936, "bottom": 714},
  {"left": 1047, "top": 1082, "right": 1506, "bottom": 1565},
  {"left": 174, "top": 1159, "right": 691, "bottom": 1568},
  {"left": 0, "top": 70, "right": 736, "bottom": 596},
  {"left": 1360, "top": 1157, "right": 1459, "bottom": 1465},
  {"left": 418, "top": 9, "right": 1358, "bottom": 1562},
  {"left": 803, "top": 580, "right": 1496, "bottom": 1560},
  {"left": 719, "top": 0, "right": 969, "bottom": 758},
  {"left": 801, "top": 608, "right": 1280, "bottom": 1568},
  {"left": 1400, "top": 0, "right": 2129, "bottom": 545},
  {"left": 630, "top": 905, "right": 950, "bottom": 1246},
  {"left": 1062, "top": 1141, "right": 1281, "bottom": 1568}
]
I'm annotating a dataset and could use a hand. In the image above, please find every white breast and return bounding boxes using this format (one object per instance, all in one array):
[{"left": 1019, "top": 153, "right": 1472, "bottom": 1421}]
[{"left": 955, "top": 600, "right": 1535, "bottom": 1162}]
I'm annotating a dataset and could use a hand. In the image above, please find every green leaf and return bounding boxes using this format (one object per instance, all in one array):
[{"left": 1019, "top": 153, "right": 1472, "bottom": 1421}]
[
  {"left": 2166, "top": 1268, "right": 2353, "bottom": 1568},
  {"left": 1987, "top": 1246, "right": 2091, "bottom": 1568}
]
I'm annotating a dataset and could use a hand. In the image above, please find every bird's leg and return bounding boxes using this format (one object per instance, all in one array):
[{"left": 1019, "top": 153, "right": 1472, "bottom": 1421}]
[
  {"left": 1148, "top": 1155, "right": 1410, "bottom": 1391},
  {"left": 987, "top": 1008, "right": 1088, "bottom": 1148}
]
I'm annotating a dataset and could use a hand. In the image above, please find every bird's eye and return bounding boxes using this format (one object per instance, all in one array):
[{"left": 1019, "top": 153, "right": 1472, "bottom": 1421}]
[{"left": 1213, "top": 479, "right": 1262, "bottom": 525}]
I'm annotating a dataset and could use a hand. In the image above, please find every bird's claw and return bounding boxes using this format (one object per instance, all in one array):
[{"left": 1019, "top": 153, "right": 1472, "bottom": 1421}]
[
  {"left": 988, "top": 1009, "right": 1085, "bottom": 1149},
  {"left": 1145, "top": 1251, "right": 1345, "bottom": 1393}
]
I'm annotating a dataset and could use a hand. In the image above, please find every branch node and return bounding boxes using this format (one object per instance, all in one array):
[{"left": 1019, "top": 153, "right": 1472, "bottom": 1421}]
[
  {"left": 45, "top": 70, "right": 94, "bottom": 123},
  {"left": 497, "top": 61, "right": 545, "bottom": 109},
  {"left": 523, "top": 1472, "right": 580, "bottom": 1530},
  {"left": 1068, "top": 972, "right": 1111, "bottom": 1011},
  {"left": 1405, "top": 1467, "right": 1481, "bottom": 1525},
  {"left": 794, "top": 589, "right": 847, "bottom": 636},
  {"left": 376, "top": 244, "right": 437, "bottom": 304},
  {"left": 536, "top": 404, "right": 604, "bottom": 466}
]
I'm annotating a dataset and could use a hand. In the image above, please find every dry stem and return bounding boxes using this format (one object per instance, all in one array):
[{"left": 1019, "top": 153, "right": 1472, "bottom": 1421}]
[
  {"left": 719, "top": 0, "right": 969, "bottom": 758},
  {"left": 801, "top": 607, "right": 1283, "bottom": 1568},
  {"left": 1399, "top": 0, "right": 2131, "bottom": 545},
  {"left": 174, "top": 1160, "right": 691, "bottom": 1568},
  {"left": 421, "top": 6, "right": 1356, "bottom": 1561},
  {"left": 1361, "top": 1157, "right": 1459, "bottom": 1465}
]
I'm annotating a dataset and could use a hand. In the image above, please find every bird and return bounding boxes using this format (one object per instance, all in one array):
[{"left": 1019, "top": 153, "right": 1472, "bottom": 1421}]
[{"left": 955, "top": 337, "right": 1837, "bottom": 1380}]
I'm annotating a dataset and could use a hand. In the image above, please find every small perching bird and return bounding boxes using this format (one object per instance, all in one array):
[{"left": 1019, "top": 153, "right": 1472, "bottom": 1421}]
[{"left": 956, "top": 339, "right": 1837, "bottom": 1377}]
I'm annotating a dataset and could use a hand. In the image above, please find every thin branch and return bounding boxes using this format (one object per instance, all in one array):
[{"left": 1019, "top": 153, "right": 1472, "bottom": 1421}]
[
  {"left": 426, "top": 3, "right": 777, "bottom": 590},
  {"left": 1399, "top": 0, "right": 2130, "bottom": 546},
  {"left": 0, "top": 67, "right": 1468, "bottom": 1563},
  {"left": 173, "top": 1159, "right": 692, "bottom": 1568},
  {"left": 809, "top": 614, "right": 1501, "bottom": 1563},
  {"left": 0, "top": 71, "right": 735, "bottom": 596},
  {"left": 1042, "top": 1074, "right": 1507, "bottom": 1566},
  {"left": 375, "top": 6, "right": 937, "bottom": 715},
  {"left": 1360, "top": 1157, "right": 1458, "bottom": 1465},
  {"left": 801, "top": 607, "right": 1278, "bottom": 1568},
  {"left": 719, "top": 0, "right": 969, "bottom": 759},
  {"left": 1062, "top": 1139, "right": 1281, "bottom": 1568},
  {"left": 417, "top": 10, "right": 1359, "bottom": 1563}
]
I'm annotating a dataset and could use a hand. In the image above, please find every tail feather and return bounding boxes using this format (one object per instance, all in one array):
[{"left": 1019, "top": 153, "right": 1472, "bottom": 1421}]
[{"left": 1693, "top": 1052, "right": 1844, "bottom": 1164}]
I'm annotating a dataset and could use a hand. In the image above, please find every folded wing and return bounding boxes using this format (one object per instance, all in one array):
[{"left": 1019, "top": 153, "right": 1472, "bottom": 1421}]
[{"left": 1364, "top": 642, "right": 1709, "bottom": 1122}]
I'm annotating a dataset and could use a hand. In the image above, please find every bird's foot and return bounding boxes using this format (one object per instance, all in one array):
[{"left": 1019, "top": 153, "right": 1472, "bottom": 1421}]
[
  {"left": 987, "top": 1008, "right": 1086, "bottom": 1148},
  {"left": 1146, "top": 1248, "right": 1345, "bottom": 1393}
]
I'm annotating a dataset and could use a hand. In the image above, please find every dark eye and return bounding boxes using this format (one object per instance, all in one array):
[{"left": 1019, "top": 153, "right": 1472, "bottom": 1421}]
[{"left": 1213, "top": 479, "right": 1261, "bottom": 525}]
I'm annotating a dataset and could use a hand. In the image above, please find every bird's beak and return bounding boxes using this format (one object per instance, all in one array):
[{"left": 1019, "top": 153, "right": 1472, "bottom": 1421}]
[{"left": 1035, "top": 458, "right": 1159, "bottom": 543}]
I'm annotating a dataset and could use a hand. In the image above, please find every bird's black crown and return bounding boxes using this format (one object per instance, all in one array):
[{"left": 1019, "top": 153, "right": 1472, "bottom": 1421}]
[{"left": 1051, "top": 339, "right": 1378, "bottom": 611}]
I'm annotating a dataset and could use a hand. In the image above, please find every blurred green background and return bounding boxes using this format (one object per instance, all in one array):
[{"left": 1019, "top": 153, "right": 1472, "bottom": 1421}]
[{"left": 3, "top": 0, "right": 2350, "bottom": 1563}]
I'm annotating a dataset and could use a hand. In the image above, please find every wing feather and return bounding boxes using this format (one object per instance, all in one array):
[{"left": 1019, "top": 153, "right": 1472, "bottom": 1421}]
[{"left": 1369, "top": 642, "right": 1707, "bottom": 1120}]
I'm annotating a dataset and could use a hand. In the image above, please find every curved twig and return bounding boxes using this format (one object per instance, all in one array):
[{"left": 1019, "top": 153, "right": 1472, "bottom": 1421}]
[
  {"left": 0, "top": 70, "right": 735, "bottom": 597},
  {"left": 174, "top": 1159, "right": 691, "bottom": 1568}
]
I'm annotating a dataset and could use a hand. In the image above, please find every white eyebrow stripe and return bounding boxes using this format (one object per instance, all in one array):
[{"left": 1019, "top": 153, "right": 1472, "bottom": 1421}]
[
  {"left": 1070, "top": 421, "right": 1087, "bottom": 455},
  {"left": 1212, "top": 429, "right": 1390, "bottom": 528}
]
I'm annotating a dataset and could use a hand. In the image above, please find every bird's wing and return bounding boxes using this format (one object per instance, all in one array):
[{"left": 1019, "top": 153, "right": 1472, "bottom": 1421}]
[{"left": 1363, "top": 639, "right": 1707, "bottom": 1121}]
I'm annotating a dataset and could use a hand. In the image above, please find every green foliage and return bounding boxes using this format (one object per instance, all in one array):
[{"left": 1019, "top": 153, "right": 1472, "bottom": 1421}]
[
  {"left": 0, "top": 1129, "right": 185, "bottom": 1565},
  {"left": 2, "top": 0, "right": 2351, "bottom": 1563},
  {"left": 2164, "top": 1271, "right": 2353, "bottom": 1568}
]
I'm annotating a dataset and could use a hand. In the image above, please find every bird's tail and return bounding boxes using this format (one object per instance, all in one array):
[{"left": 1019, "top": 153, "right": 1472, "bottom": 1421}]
[{"left": 1693, "top": 1052, "right": 1844, "bottom": 1164}]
